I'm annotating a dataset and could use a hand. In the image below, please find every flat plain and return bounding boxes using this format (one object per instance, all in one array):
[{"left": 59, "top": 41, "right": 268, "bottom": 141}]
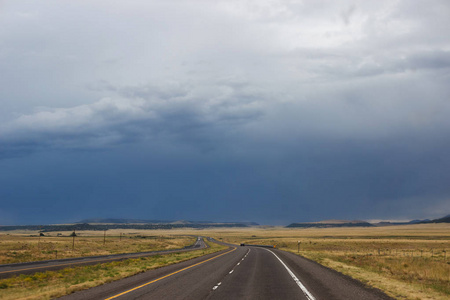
[
  {"left": 0, "top": 230, "right": 195, "bottom": 264},
  {"left": 0, "top": 224, "right": 449, "bottom": 300}
]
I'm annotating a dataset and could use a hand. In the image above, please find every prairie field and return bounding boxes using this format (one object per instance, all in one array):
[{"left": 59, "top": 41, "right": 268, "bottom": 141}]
[{"left": 0, "top": 230, "right": 195, "bottom": 264}]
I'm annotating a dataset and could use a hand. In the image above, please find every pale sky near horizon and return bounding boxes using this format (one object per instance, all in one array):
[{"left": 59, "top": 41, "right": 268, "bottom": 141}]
[{"left": 1, "top": 0, "right": 449, "bottom": 225}]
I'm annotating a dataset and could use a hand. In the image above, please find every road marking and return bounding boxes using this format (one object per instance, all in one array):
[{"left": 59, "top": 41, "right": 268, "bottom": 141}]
[
  {"left": 212, "top": 248, "right": 249, "bottom": 292},
  {"left": 212, "top": 281, "right": 222, "bottom": 290},
  {"left": 105, "top": 247, "right": 236, "bottom": 300},
  {"left": 265, "top": 249, "right": 316, "bottom": 300}
]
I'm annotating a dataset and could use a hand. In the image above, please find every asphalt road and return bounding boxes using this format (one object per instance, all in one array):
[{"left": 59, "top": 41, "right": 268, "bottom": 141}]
[
  {"left": 0, "top": 237, "right": 206, "bottom": 279},
  {"left": 59, "top": 243, "right": 393, "bottom": 300}
]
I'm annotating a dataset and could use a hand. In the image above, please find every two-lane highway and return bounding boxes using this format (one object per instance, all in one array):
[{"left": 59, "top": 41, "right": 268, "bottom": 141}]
[{"left": 59, "top": 242, "right": 393, "bottom": 300}]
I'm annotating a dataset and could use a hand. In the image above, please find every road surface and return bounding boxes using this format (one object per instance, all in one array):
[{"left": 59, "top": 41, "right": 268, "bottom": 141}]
[
  {"left": 59, "top": 242, "right": 393, "bottom": 300},
  {"left": 0, "top": 237, "right": 206, "bottom": 279}
]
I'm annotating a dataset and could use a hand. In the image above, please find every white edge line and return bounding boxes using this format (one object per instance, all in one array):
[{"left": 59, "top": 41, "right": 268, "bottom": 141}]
[{"left": 265, "top": 249, "right": 316, "bottom": 300}]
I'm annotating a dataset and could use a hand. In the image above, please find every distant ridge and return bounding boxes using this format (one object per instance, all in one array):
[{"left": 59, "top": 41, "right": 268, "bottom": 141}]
[
  {"left": 373, "top": 219, "right": 431, "bottom": 226},
  {"left": 78, "top": 218, "right": 259, "bottom": 226},
  {"left": 420, "top": 214, "right": 450, "bottom": 224},
  {"left": 374, "top": 214, "right": 449, "bottom": 226},
  {"left": 0, "top": 219, "right": 259, "bottom": 231},
  {"left": 314, "top": 220, "right": 369, "bottom": 224},
  {"left": 78, "top": 218, "right": 172, "bottom": 224},
  {"left": 286, "top": 220, "right": 373, "bottom": 228},
  {"left": 287, "top": 214, "right": 450, "bottom": 228}
]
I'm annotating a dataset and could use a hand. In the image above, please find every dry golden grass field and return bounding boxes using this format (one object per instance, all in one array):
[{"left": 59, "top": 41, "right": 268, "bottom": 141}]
[
  {"left": 0, "top": 230, "right": 195, "bottom": 264},
  {"left": 0, "top": 224, "right": 449, "bottom": 300}
]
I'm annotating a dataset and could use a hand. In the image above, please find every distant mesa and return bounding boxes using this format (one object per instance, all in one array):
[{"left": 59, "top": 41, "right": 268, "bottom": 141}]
[
  {"left": 286, "top": 220, "right": 373, "bottom": 228},
  {"left": 420, "top": 214, "right": 450, "bottom": 224},
  {"left": 314, "top": 220, "right": 369, "bottom": 224},
  {"left": 78, "top": 218, "right": 259, "bottom": 226},
  {"left": 78, "top": 218, "right": 173, "bottom": 224},
  {"left": 374, "top": 219, "right": 431, "bottom": 226},
  {"left": 287, "top": 214, "right": 450, "bottom": 228},
  {"left": 408, "top": 219, "right": 428, "bottom": 224},
  {"left": 0, "top": 219, "right": 259, "bottom": 231},
  {"left": 372, "top": 215, "right": 450, "bottom": 226}
]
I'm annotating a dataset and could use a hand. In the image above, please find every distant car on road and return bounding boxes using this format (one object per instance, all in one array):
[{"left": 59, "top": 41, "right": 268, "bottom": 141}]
[{"left": 240, "top": 243, "right": 245, "bottom": 246}]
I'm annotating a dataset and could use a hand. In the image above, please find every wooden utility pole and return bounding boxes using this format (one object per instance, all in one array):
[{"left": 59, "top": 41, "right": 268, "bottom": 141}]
[
  {"left": 38, "top": 225, "right": 42, "bottom": 251},
  {"left": 103, "top": 230, "right": 107, "bottom": 245},
  {"left": 71, "top": 231, "right": 76, "bottom": 251}
]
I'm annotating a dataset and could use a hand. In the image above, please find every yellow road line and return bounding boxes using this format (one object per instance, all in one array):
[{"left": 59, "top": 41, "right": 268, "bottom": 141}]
[{"left": 104, "top": 247, "right": 237, "bottom": 300}]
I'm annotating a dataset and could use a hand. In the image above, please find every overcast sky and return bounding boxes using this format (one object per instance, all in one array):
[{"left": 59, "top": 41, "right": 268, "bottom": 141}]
[{"left": 1, "top": 0, "right": 449, "bottom": 225}]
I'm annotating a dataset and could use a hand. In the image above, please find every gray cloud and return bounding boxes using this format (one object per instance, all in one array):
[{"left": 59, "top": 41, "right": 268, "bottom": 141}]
[{"left": 1, "top": 78, "right": 265, "bottom": 158}]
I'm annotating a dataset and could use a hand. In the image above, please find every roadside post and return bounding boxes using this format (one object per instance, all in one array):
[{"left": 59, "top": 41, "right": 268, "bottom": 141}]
[
  {"left": 298, "top": 241, "right": 300, "bottom": 253},
  {"left": 70, "top": 231, "right": 76, "bottom": 251},
  {"left": 38, "top": 226, "right": 42, "bottom": 250}
]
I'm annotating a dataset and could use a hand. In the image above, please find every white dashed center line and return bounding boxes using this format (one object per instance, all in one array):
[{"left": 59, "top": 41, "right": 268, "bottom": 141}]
[{"left": 211, "top": 248, "right": 250, "bottom": 291}]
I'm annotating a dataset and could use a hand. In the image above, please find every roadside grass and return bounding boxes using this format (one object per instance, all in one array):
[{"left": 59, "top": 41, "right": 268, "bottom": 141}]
[
  {"left": 205, "top": 224, "right": 450, "bottom": 300},
  {"left": 0, "top": 231, "right": 194, "bottom": 264},
  {"left": 0, "top": 239, "right": 226, "bottom": 300},
  {"left": 282, "top": 243, "right": 449, "bottom": 300}
]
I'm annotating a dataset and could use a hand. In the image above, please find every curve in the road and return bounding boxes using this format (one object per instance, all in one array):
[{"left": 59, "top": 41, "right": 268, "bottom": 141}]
[
  {"left": 57, "top": 242, "right": 394, "bottom": 300},
  {"left": 265, "top": 249, "right": 315, "bottom": 300}
]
